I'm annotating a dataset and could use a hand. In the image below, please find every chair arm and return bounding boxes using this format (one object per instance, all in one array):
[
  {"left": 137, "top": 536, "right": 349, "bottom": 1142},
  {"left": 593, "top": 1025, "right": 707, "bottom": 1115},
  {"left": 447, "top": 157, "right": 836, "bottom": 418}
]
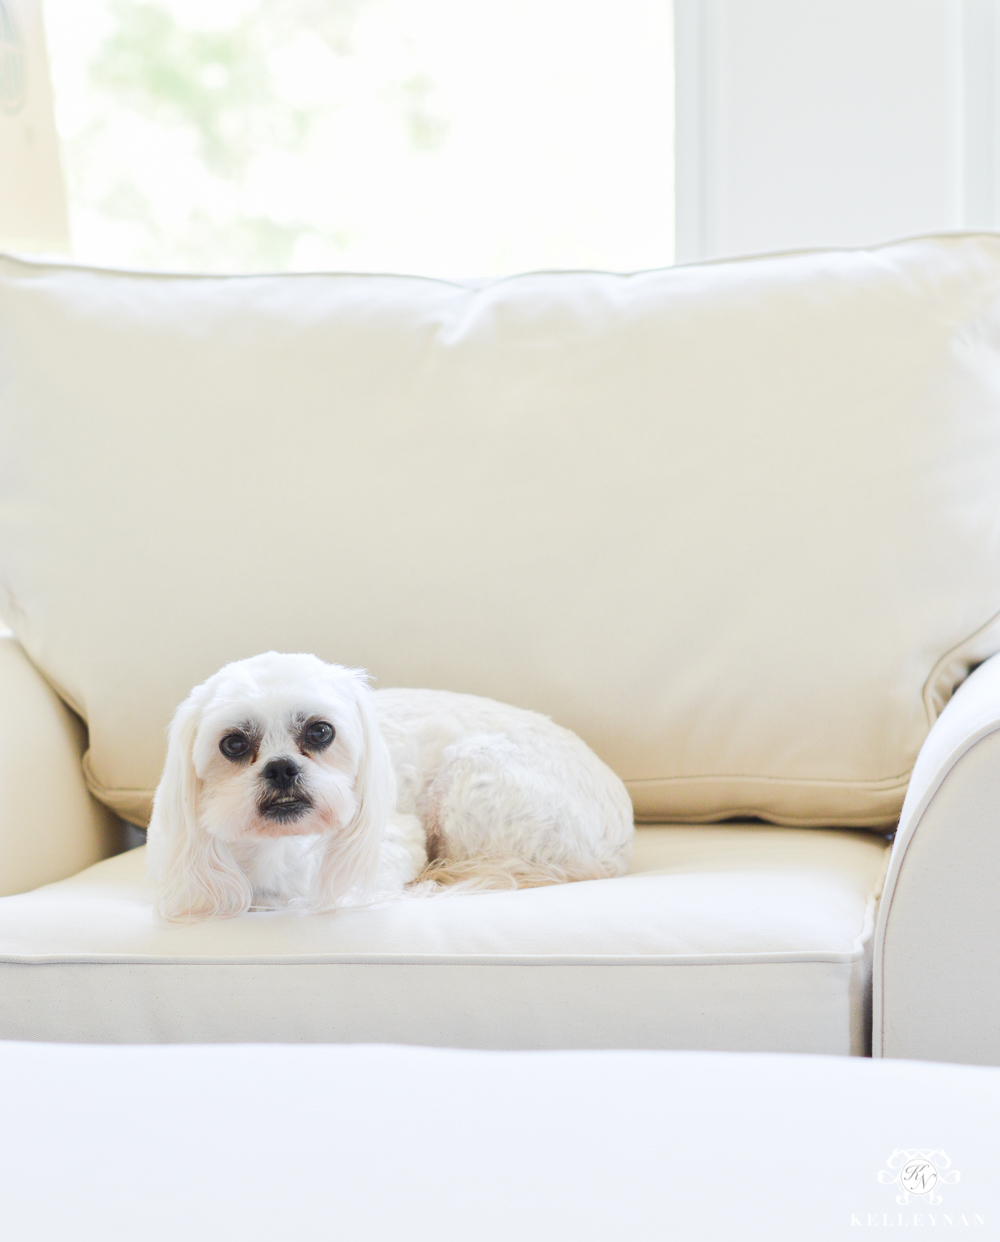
[
  {"left": 0, "top": 634, "right": 120, "bottom": 896},
  {"left": 873, "top": 650, "right": 1000, "bottom": 1064}
]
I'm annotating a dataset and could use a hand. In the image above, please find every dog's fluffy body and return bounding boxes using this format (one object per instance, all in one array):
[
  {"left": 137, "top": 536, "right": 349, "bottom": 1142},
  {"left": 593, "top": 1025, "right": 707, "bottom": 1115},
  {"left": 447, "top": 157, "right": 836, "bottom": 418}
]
[{"left": 147, "top": 652, "right": 634, "bottom": 921}]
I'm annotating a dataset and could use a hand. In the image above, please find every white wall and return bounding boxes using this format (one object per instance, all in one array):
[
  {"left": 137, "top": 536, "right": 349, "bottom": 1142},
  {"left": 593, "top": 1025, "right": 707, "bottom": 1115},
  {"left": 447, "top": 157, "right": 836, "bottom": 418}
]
[{"left": 675, "top": 0, "right": 1000, "bottom": 262}]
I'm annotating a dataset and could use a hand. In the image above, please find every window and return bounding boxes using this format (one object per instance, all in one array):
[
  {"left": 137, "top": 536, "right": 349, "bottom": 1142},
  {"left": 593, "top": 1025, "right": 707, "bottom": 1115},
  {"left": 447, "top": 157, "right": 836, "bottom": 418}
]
[{"left": 44, "top": 0, "right": 675, "bottom": 276}]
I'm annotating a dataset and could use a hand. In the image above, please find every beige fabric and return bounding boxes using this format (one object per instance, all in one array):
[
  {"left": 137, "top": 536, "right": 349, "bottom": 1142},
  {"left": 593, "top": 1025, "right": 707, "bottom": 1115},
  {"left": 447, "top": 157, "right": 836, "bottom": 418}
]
[
  {"left": 0, "top": 824, "right": 889, "bottom": 1051},
  {"left": 0, "top": 634, "right": 119, "bottom": 895},
  {"left": 874, "top": 651, "right": 1000, "bottom": 1066},
  {"left": 1, "top": 239, "right": 1000, "bottom": 826}
]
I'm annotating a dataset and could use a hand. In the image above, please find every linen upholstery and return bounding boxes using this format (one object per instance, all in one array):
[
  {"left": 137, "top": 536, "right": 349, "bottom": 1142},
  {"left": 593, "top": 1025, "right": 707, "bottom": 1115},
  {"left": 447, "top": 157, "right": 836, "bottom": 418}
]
[
  {"left": 874, "top": 651, "right": 1000, "bottom": 1064},
  {"left": 0, "top": 824, "right": 889, "bottom": 1051},
  {"left": 0, "top": 634, "right": 118, "bottom": 895},
  {"left": 2, "top": 237, "right": 1000, "bottom": 827}
]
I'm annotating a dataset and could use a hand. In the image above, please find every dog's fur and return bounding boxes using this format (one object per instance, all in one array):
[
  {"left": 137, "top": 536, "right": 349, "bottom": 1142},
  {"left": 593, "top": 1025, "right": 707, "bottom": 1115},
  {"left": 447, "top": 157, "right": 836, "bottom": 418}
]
[{"left": 146, "top": 652, "right": 634, "bottom": 921}]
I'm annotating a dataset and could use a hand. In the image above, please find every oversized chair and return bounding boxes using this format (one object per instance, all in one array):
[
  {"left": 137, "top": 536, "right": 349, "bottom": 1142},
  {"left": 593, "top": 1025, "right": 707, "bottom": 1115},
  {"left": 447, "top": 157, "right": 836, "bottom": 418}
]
[{"left": 0, "top": 236, "right": 998, "bottom": 1062}]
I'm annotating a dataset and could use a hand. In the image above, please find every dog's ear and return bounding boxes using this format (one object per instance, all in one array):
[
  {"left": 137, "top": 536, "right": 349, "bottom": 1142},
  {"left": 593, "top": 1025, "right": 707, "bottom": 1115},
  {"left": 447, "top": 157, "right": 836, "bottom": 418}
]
[
  {"left": 147, "top": 690, "right": 252, "bottom": 922},
  {"left": 313, "top": 671, "right": 395, "bottom": 910}
]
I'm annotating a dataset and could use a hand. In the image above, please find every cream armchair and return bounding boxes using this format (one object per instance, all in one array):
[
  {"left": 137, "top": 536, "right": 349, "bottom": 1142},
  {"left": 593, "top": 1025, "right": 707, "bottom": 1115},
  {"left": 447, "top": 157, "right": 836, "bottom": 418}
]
[{"left": 1, "top": 236, "right": 999, "bottom": 1061}]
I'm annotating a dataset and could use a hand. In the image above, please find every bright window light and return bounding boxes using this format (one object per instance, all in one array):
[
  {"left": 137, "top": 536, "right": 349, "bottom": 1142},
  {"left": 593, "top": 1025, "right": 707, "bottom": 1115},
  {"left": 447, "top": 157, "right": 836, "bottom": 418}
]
[{"left": 43, "top": 0, "right": 674, "bottom": 276}]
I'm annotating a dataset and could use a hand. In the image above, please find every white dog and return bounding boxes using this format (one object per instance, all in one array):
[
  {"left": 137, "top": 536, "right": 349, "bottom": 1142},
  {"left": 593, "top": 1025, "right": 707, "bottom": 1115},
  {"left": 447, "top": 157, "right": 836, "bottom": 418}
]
[{"left": 147, "top": 652, "right": 634, "bottom": 921}]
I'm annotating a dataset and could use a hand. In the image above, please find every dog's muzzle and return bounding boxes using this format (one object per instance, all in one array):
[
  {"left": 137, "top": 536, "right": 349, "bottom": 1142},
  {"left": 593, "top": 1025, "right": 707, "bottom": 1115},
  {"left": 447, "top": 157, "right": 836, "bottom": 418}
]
[{"left": 258, "top": 756, "right": 313, "bottom": 822}]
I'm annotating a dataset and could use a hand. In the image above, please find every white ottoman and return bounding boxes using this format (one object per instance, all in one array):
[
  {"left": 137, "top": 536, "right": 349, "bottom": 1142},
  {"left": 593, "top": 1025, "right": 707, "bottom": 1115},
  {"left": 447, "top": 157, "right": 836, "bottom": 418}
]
[{"left": 0, "top": 1043, "right": 994, "bottom": 1241}]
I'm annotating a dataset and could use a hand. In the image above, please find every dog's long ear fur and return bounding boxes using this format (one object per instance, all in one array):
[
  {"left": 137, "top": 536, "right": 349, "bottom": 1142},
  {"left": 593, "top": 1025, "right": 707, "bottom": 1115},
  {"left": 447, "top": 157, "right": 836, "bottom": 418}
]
[
  {"left": 313, "top": 673, "right": 395, "bottom": 910},
  {"left": 147, "top": 692, "right": 252, "bottom": 922}
]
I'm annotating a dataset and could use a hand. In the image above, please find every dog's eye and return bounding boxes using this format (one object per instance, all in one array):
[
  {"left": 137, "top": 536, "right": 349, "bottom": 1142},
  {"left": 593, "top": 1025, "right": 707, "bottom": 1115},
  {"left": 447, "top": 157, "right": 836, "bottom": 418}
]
[
  {"left": 303, "top": 720, "right": 335, "bottom": 751},
  {"left": 219, "top": 732, "right": 252, "bottom": 761}
]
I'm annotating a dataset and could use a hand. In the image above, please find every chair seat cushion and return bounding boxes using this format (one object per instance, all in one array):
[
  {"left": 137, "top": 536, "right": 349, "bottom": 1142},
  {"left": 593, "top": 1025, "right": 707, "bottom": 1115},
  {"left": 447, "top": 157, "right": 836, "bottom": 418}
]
[{"left": 0, "top": 825, "right": 890, "bottom": 1052}]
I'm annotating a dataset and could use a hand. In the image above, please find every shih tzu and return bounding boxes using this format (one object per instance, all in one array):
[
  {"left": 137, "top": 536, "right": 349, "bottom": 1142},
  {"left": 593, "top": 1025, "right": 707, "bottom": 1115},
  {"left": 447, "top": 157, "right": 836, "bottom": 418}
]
[{"left": 147, "top": 652, "right": 634, "bottom": 921}]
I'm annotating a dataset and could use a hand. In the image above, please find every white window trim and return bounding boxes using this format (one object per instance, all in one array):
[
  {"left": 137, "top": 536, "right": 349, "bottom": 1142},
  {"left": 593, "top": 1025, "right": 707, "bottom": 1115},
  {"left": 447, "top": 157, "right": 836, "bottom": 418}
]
[{"left": 674, "top": 0, "right": 1000, "bottom": 263}]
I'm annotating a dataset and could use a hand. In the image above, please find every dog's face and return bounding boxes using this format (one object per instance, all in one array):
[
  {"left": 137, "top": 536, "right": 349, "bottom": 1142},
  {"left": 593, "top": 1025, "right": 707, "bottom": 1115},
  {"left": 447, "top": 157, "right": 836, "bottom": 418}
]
[
  {"left": 148, "top": 652, "right": 395, "bottom": 920},
  {"left": 191, "top": 655, "right": 368, "bottom": 844}
]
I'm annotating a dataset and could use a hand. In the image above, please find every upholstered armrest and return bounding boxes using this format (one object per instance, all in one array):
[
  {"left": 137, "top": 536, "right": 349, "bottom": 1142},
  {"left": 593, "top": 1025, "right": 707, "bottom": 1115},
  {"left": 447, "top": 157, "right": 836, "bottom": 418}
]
[
  {"left": 0, "top": 634, "right": 120, "bottom": 896},
  {"left": 873, "top": 651, "right": 1000, "bottom": 1064}
]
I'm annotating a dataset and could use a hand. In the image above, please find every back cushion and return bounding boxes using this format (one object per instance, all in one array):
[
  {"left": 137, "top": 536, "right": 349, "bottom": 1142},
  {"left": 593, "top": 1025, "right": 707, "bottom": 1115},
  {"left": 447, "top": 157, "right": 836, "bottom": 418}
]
[{"left": 2, "top": 237, "right": 1000, "bottom": 828}]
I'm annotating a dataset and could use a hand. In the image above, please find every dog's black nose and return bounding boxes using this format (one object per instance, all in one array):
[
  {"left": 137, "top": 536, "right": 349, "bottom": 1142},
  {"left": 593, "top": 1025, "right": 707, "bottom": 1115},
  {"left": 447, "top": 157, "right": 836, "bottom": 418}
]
[{"left": 261, "top": 757, "right": 300, "bottom": 790}]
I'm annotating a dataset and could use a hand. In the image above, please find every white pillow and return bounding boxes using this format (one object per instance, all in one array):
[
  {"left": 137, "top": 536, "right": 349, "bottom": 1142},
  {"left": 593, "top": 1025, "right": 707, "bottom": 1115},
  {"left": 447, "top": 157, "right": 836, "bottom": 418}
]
[{"left": 1, "top": 236, "right": 999, "bottom": 827}]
